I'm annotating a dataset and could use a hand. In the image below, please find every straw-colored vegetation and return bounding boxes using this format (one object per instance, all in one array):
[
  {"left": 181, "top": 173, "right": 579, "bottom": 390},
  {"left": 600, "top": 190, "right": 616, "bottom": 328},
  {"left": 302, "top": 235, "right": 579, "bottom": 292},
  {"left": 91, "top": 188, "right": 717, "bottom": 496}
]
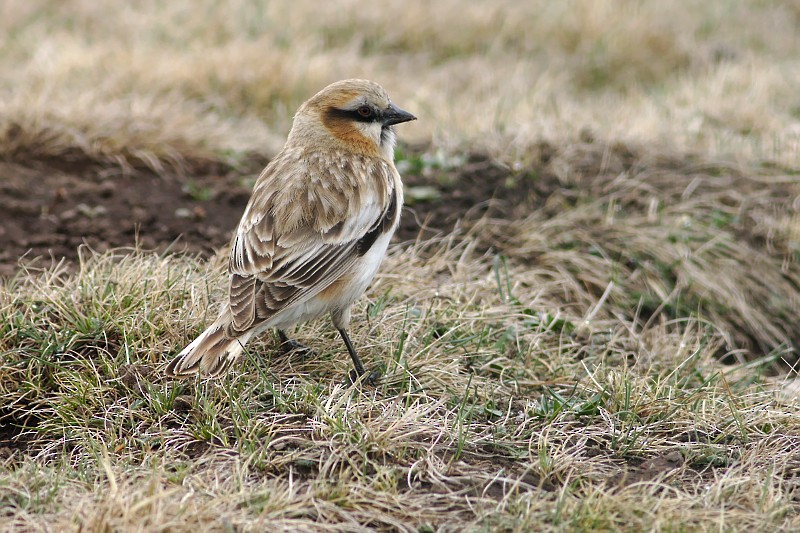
[
  {"left": 2, "top": 0, "right": 800, "bottom": 169},
  {"left": 2, "top": 1, "right": 800, "bottom": 531}
]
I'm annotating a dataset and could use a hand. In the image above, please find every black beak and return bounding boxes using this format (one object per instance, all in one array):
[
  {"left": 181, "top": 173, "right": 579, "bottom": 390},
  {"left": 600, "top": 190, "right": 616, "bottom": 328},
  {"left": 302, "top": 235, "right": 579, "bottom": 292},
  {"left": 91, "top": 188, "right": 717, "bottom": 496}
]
[{"left": 382, "top": 103, "right": 416, "bottom": 127}]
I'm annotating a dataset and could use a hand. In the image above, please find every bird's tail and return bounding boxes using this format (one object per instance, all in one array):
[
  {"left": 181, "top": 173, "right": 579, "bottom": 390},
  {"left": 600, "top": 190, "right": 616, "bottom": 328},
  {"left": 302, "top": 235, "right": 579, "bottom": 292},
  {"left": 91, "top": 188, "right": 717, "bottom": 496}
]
[{"left": 165, "top": 321, "right": 250, "bottom": 378}]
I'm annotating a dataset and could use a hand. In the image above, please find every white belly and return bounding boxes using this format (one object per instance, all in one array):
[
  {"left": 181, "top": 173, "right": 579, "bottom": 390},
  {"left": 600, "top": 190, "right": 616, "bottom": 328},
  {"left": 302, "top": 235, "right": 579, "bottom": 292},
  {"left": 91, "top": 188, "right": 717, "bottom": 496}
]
[{"left": 263, "top": 228, "right": 393, "bottom": 331}]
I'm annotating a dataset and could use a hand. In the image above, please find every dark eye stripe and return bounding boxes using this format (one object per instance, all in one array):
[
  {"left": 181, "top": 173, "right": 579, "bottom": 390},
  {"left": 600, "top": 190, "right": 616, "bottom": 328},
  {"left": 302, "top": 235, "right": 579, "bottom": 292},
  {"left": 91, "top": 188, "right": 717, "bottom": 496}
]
[{"left": 325, "top": 107, "right": 381, "bottom": 124}]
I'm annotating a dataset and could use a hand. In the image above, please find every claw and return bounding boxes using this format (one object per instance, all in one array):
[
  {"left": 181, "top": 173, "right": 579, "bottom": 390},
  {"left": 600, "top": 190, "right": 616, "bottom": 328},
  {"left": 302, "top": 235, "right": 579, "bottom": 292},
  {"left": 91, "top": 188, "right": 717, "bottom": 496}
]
[
  {"left": 348, "top": 368, "right": 381, "bottom": 386},
  {"left": 277, "top": 330, "right": 315, "bottom": 357}
]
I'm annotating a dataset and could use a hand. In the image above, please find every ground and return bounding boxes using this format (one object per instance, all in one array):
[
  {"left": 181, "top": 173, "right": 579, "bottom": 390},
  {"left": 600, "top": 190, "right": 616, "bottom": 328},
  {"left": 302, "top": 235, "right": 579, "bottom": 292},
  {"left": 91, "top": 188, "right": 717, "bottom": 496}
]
[
  {"left": 3, "top": 141, "right": 800, "bottom": 531},
  {"left": 3, "top": 2, "right": 800, "bottom": 531},
  {"left": 0, "top": 151, "right": 531, "bottom": 276}
]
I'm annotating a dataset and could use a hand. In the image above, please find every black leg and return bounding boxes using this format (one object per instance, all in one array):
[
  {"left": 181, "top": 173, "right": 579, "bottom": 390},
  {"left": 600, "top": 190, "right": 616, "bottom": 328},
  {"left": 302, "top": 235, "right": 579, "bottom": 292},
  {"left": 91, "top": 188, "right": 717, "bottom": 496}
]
[
  {"left": 276, "top": 329, "right": 313, "bottom": 356},
  {"left": 338, "top": 328, "right": 366, "bottom": 376},
  {"left": 338, "top": 328, "right": 379, "bottom": 385}
]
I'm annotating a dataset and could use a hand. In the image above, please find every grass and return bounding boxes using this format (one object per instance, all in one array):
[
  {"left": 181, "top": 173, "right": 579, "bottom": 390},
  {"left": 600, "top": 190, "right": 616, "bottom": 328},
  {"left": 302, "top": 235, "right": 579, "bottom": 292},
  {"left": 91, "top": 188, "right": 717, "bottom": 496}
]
[
  {"left": 474, "top": 142, "right": 800, "bottom": 361},
  {"left": 2, "top": 1, "right": 800, "bottom": 171},
  {"left": 2, "top": 232, "right": 800, "bottom": 530},
  {"left": 2, "top": 0, "right": 800, "bottom": 530}
]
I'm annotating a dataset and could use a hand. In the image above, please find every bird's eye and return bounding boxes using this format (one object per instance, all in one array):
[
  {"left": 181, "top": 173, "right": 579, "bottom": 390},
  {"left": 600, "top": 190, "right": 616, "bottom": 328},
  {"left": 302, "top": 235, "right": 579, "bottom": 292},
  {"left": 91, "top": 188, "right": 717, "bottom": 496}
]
[{"left": 357, "top": 105, "right": 373, "bottom": 118}]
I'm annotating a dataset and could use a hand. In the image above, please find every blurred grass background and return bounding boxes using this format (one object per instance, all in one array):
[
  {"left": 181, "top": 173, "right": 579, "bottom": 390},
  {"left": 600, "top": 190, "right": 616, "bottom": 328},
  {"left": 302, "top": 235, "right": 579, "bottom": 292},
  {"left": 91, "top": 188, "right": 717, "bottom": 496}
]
[{"left": 1, "top": 0, "right": 799, "bottom": 170}]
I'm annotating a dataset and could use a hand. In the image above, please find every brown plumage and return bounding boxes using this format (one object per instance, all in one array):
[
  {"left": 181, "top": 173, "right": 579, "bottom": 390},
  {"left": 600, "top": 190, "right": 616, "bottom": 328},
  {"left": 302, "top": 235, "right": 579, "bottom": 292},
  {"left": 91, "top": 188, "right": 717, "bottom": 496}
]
[{"left": 165, "top": 79, "right": 416, "bottom": 380}]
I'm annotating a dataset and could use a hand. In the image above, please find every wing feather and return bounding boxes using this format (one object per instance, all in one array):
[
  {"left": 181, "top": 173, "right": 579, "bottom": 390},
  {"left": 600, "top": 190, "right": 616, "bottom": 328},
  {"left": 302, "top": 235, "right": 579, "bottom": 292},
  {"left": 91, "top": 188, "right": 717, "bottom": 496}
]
[
  {"left": 228, "top": 274, "right": 257, "bottom": 332},
  {"left": 225, "top": 148, "right": 397, "bottom": 334}
]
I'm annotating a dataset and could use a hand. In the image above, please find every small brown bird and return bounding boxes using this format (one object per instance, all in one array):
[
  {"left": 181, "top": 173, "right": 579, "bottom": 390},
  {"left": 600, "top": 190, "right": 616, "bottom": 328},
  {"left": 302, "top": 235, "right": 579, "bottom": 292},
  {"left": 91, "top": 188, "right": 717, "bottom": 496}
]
[{"left": 165, "top": 79, "right": 416, "bottom": 382}]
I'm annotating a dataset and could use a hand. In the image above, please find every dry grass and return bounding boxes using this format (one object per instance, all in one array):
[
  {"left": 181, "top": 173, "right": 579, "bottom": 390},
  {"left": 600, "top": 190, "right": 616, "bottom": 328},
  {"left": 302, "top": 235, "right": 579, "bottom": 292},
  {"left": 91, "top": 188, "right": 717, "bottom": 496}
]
[
  {"left": 1, "top": 1, "right": 800, "bottom": 171},
  {"left": 3, "top": 1, "right": 800, "bottom": 531},
  {"left": 475, "top": 141, "right": 800, "bottom": 362},
  {"left": 2, "top": 236, "right": 800, "bottom": 531}
]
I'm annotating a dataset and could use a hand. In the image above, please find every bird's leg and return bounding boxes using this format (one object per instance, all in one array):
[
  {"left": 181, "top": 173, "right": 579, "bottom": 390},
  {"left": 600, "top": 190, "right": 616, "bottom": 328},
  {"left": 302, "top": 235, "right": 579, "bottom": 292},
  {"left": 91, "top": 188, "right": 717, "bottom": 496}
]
[
  {"left": 338, "top": 328, "right": 366, "bottom": 375},
  {"left": 276, "top": 329, "right": 314, "bottom": 357},
  {"left": 338, "top": 328, "right": 380, "bottom": 385}
]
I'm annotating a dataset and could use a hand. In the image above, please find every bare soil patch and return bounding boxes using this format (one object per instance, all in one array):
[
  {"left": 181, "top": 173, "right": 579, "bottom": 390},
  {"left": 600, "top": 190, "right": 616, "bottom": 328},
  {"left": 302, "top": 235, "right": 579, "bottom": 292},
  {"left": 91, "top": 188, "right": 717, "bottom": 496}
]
[
  {"left": 0, "top": 162, "right": 248, "bottom": 276},
  {"left": 0, "top": 152, "right": 532, "bottom": 276}
]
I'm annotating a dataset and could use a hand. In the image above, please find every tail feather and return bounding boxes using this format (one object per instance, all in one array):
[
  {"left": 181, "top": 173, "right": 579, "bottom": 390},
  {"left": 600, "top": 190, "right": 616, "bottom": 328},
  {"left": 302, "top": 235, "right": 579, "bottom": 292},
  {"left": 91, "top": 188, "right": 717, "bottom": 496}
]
[{"left": 165, "top": 323, "right": 247, "bottom": 378}]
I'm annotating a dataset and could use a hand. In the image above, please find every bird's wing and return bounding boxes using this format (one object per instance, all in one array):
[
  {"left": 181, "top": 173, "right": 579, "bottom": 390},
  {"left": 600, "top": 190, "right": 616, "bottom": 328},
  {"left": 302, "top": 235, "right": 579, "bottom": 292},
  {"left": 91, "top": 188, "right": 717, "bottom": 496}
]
[{"left": 225, "top": 150, "right": 397, "bottom": 333}]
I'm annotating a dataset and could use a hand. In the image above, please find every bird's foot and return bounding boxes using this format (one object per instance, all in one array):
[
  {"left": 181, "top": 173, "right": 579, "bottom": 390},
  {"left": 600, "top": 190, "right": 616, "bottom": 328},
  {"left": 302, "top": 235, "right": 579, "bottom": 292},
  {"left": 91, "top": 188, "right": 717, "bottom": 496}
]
[
  {"left": 280, "top": 339, "right": 315, "bottom": 357},
  {"left": 348, "top": 368, "right": 381, "bottom": 386}
]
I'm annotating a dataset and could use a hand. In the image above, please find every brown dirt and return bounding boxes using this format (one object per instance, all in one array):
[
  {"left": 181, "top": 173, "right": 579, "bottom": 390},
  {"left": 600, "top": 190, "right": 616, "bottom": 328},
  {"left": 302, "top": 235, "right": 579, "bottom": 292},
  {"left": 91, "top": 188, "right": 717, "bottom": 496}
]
[
  {"left": 0, "top": 161, "right": 249, "bottom": 276},
  {"left": 0, "top": 152, "right": 540, "bottom": 277}
]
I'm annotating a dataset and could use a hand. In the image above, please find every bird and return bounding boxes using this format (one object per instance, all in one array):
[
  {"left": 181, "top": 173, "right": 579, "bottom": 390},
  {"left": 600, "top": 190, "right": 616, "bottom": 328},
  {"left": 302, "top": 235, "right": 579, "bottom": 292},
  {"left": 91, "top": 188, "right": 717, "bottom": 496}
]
[{"left": 165, "top": 79, "right": 416, "bottom": 383}]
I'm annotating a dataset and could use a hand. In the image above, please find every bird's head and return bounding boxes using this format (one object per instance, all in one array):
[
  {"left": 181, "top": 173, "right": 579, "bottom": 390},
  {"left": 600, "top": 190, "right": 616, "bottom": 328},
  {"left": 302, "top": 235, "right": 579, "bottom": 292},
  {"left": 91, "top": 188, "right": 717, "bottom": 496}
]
[{"left": 289, "top": 79, "right": 416, "bottom": 160}]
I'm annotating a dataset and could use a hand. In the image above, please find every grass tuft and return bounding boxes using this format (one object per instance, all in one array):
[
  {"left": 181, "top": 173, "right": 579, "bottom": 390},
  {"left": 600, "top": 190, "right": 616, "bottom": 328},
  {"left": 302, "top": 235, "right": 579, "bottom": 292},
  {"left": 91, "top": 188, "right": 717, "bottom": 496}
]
[{"left": 1, "top": 235, "right": 800, "bottom": 529}]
